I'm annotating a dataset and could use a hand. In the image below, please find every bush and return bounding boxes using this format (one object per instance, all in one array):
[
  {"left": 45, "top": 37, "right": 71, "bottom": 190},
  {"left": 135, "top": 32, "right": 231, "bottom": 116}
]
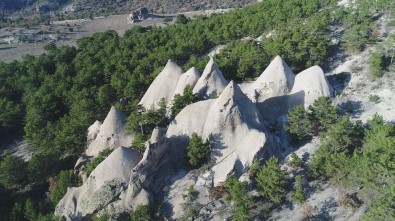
[
  {"left": 369, "top": 52, "right": 385, "bottom": 77},
  {"left": 0, "top": 150, "right": 27, "bottom": 188},
  {"left": 300, "top": 204, "right": 317, "bottom": 221},
  {"left": 175, "top": 14, "right": 188, "bottom": 24},
  {"left": 338, "top": 193, "right": 362, "bottom": 209},
  {"left": 285, "top": 106, "right": 312, "bottom": 140},
  {"left": 187, "top": 133, "right": 210, "bottom": 168},
  {"left": 131, "top": 133, "right": 148, "bottom": 154},
  {"left": 248, "top": 159, "right": 261, "bottom": 178},
  {"left": 130, "top": 205, "right": 152, "bottom": 221},
  {"left": 256, "top": 157, "right": 287, "bottom": 203},
  {"left": 225, "top": 176, "right": 253, "bottom": 221},
  {"left": 49, "top": 170, "right": 77, "bottom": 205},
  {"left": 28, "top": 150, "right": 62, "bottom": 183},
  {"left": 163, "top": 17, "right": 173, "bottom": 23},
  {"left": 293, "top": 175, "right": 306, "bottom": 203},
  {"left": 285, "top": 97, "right": 338, "bottom": 140},
  {"left": 24, "top": 198, "right": 38, "bottom": 221},
  {"left": 171, "top": 85, "right": 198, "bottom": 118},
  {"left": 368, "top": 94, "right": 380, "bottom": 104},
  {"left": 287, "top": 153, "right": 303, "bottom": 168}
]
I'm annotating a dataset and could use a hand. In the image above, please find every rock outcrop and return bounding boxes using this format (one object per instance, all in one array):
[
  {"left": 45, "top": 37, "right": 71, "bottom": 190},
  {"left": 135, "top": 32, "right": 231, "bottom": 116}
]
[
  {"left": 138, "top": 60, "right": 201, "bottom": 110},
  {"left": 138, "top": 60, "right": 184, "bottom": 110},
  {"left": 244, "top": 55, "right": 295, "bottom": 121},
  {"left": 173, "top": 67, "right": 201, "bottom": 96},
  {"left": 168, "top": 81, "right": 271, "bottom": 185},
  {"left": 85, "top": 106, "right": 132, "bottom": 157},
  {"left": 55, "top": 147, "right": 142, "bottom": 221},
  {"left": 56, "top": 55, "right": 334, "bottom": 220},
  {"left": 287, "top": 65, "right": 333, "bottom": 109},
  {"left": 193, "top": 57, "right": 228, "bottom": 99}
]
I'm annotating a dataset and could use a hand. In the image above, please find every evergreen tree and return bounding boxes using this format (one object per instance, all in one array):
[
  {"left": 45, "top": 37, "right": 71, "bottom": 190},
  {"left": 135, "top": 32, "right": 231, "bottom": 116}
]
[
  {"left": 0, "top": 150, "right": 27, "bottom": 187},
  {"left": 49, "top": 170, "right": 77, "bottom": 205},
  {"left": 256, "top": 157, "right": 287, "bottom": 203},
  {"left": 225, "top": 176, "right": 253, "bottom": 221},
  {"left": 187, "top": 133, "right": 210, "bottom": 168},
  {"left": 130, "top": 205, "right": 152, "bottom": 221}
]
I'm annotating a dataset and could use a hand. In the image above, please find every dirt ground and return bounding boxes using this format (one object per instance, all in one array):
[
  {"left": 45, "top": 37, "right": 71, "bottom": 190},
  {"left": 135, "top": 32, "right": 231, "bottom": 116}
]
[{"left": 0, "top": 10, "right": 224, "bottom": 63}]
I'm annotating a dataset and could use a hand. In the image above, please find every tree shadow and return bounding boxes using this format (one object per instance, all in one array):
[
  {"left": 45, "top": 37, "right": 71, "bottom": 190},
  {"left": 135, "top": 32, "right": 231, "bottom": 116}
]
[
  {"left": 327, "top": 72, "right": 351, "bottom": 95},
  {"left": 208, "top": 132, "right": 228, "bottom": 161},
  {"left": 316, "top": 197, "right": 337, "bottom": 221},
  {"left": 337, "top": 100, "right": 363, "bottom": 118}
]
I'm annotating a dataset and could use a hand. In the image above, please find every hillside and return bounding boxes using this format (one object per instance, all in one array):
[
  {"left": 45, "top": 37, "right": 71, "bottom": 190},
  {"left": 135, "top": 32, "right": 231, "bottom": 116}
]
[{"left": 0, "top": 0, "right": 395, "bottom": 220}]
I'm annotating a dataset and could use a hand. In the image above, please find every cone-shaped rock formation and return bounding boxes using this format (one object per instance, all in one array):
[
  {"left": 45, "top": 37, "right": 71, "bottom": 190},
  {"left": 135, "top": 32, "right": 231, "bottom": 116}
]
[
  {"left": 55, "top": 147, "right": 142, "bottom": 220},
  {"left": 193, "top": 57, "right": 228, "bottom": 99}
]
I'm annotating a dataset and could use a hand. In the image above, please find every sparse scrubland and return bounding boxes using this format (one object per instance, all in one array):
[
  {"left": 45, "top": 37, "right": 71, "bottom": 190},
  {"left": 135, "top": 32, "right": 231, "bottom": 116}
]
[{"left": 0, "top": 0, "right": 394, "bottom": 220}]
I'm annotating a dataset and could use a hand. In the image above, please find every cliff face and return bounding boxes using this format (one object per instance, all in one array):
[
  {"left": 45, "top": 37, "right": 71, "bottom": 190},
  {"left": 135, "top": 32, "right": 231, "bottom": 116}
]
[{"left": 55, "top": 56, "right": 333, "bottom": 220}]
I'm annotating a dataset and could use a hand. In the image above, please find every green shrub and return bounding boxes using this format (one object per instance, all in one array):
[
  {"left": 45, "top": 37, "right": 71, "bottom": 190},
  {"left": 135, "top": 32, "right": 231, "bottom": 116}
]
[
  {"left": 293, "top": 175, "right": 306, "bottom": 203},
  {"left": 130, "top": 205, "right": 152, "bottom": 221},
  {"left": 368, "top": 94, "right": 380, "bottom": 104},
  {"left": 0, "top": 150, "right": 27, "bottom": 188},
  {"left": 171, "top": 85, "right": 198, "bottom": 118},
  {"left": 256, "top": 157, "right": 287, "bottom": 204},
  {"left": 285, "top": 97, "right": 338, "bottom": 140},
  {"left": 369, "top": 52, "right": 385, "bottom": 77},
  {"left": 225, "top": 176, "right": 253, "bottom": 221},
  {"left": 49, "top": 170, "right": 77, "bottom": 205},
  {"left": 131, "top": 133, "right": 148, "bottom": 154},
  {"left": 187, "top": 133, "right": 210, "bottom": 168},
  {"left": 288, "top": 153, "right": 303, "bottom": 168},
  {"left": 248, "top": 159, "right": 261, "bottom": 178},
  {"left": 24, "top": 198, "right": 38, "bottom": 221},
  {"left": 163, "top": 17, "right": 173, "bottom": 23}
]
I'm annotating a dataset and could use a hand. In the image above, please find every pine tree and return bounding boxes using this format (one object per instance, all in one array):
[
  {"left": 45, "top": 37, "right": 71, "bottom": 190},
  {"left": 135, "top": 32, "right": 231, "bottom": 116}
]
[
  {"left": 187, "top": 133, "right": 210, "bottom": 168},
  {"left": 256, "top": 157, "right": 287, "bottom": 203}
]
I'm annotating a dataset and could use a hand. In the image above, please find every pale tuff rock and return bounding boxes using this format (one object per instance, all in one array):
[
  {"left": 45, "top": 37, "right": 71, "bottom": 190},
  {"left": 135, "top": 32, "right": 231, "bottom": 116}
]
[
  {"left": 85, "top": 106, "right": 132, "bottom": 157},
  {"left": 138, "top": 60, "right": 201, "bottom": 110},
  {"left": 138, "top": 60, "right": 183, "bottom": 109},
  {"left": 167, "top": 81, "right": 269, "bottom": 185},
  {"left": 244, "top": 55, "right": 295, "bottom": 121},
  {"left": 288, "top": 65, "right": 333, "bottom": 109},
  {"left": 56, "top": 55, "right": 334, "bottom": 220},
  {"left": 55, "top": 147, "right": 142, "bottom": 221},
  {"left": 173, "top": 67, "right": 201, "bottom": 96},
  {"left": 193, "top": 57, "right": 228, "bottom": 99}
]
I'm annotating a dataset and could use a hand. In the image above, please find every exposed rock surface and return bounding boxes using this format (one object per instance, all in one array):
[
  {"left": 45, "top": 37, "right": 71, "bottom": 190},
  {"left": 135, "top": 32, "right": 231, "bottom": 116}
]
[
  {"left": 244, "top": 55, "right": 295, "bottom": 121},
  {"left": 173, "top": 67, "right": 201, "bottom": 96},
  {"left": 56, "top": 55, "right": 334, "bottom": 220},
  {"left": 288, "top": 65, "right": 333, "bottom": 109},
  {"left": 138, "top": 60, "right": 201, "bottom": 110},
  {"left": 85, "top": 106, "right": 132, "bottom": 157},
  {"left": 193, "top": 57, "right": 228, "bottom": 99},
  {"left": 55, "top": 147, "right": 142, "bottom": 221},
  {"left": 139, "top": 60, "right": 183, "bottom": 109},
  {"left": 168, "top": 81, "right": 272, "bottom": 185}
]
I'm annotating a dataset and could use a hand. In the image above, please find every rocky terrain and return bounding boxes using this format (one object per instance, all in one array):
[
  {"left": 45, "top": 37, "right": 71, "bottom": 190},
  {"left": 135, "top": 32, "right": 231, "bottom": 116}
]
[
  {"left": 55, "top": 55, "right": 334, "bottom": 220},
  {"left": 1, "top": 0, "right": 394, "bottom": 220}
]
